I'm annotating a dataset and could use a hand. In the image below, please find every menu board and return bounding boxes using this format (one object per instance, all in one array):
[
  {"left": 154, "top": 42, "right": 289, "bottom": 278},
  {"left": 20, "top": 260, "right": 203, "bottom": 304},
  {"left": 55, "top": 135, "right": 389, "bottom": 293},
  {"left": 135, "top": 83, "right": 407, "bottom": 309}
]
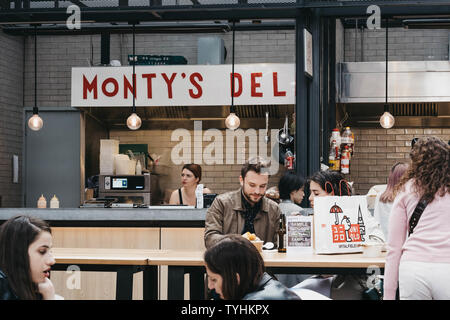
[{"left": 286, "top": 215, "right": 313, "bottom": 253}]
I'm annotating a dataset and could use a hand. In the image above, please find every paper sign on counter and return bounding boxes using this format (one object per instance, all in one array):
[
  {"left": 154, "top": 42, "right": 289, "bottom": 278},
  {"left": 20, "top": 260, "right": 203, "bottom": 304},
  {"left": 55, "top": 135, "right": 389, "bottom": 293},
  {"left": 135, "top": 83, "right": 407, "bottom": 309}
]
[{"left": 286, "top": 215, "right": 313, "bottom": 253}]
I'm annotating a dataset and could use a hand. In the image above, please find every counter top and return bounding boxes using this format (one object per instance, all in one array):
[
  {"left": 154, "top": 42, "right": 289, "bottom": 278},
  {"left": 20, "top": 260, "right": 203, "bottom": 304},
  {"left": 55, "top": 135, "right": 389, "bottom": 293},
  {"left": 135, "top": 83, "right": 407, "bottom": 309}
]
[{"left": 0, "top": 208, "right": 207, "bottom": 227}]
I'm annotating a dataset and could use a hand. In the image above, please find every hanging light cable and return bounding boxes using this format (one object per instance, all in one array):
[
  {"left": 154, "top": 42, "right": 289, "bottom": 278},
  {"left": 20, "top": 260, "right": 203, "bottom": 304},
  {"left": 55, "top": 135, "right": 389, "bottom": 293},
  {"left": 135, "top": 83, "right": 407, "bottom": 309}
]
[
  {"left": 127, "top": 23, "right": 142, "bottom": 130},
  {"left": 380, "top": 17, "right": 395, "bottom": 129},
  {"left": 28, "top": 25, "right": 43, "bottom": 131},
  {"left": 225, "top": 20, "right": 240, "bottom": 130}
]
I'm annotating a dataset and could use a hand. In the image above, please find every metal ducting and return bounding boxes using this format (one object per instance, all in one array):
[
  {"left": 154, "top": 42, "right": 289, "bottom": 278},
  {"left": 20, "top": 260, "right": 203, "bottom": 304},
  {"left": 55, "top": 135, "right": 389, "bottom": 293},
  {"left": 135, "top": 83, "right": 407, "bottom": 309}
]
[
  {"left": 338, "top": 61, "right": 450, "bottom": 103},
  {"left": 337, "top": 61, "right": 450, "bottom": 127}
]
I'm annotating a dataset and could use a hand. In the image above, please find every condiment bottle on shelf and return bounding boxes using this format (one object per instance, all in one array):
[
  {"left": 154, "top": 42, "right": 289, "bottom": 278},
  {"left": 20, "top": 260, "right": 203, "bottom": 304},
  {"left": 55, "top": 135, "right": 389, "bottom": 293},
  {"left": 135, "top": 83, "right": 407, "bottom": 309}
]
[
  {"left": 329, "top": 139, "right": 341, "bottom": 171},
  {"left": 284, "top": 149, "right": 294, "bottom": 170},
  {"left": 341, "top": 127, "right": 354, "bottom": 157},
  {"left": 330, "top": 128, "right": 341, "bottom": 147},
  {"left": 37, "top": 194, "right": 47, "bottom": 208},
  {"left": 341, "top": 145, "right": 351, "bottom": 175},
  {"left": 50, "top": 195, "right": 60, "bottom": 208}
]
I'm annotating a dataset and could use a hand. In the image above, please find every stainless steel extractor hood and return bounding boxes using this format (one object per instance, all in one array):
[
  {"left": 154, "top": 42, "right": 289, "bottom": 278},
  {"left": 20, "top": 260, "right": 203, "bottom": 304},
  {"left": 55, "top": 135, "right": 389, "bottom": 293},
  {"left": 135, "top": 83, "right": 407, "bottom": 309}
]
[
  {"left": 337, "top": 61, "right": 450, "bottom": 127},
  {"left": 338, "top": 61, "right": 450, "bottom": 103}
]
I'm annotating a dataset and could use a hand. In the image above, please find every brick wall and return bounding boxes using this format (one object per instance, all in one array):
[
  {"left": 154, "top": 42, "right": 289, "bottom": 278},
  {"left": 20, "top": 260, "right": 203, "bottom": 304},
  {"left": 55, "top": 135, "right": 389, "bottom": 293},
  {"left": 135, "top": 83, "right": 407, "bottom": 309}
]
[
  {"left": 0, "top": 31, "right": 24, "bottom": 207},
  {"left": 110, "top": 129, "right": 287, "bottom": 198},
  {"left": 347, "top": 128, "right": 450, "bottom": 195},
  {"left": 345, "top": 27, "right": 450, "bottom": 62}
]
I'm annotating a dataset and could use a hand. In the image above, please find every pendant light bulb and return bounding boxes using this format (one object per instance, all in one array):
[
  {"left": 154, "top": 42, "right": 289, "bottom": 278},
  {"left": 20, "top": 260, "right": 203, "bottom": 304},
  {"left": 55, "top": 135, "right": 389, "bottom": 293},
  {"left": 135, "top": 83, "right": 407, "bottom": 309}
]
[
  {"left": 379, "top": 111, "right": 395, "bottom": 129},
  {"left": 127, "top": 112, "right": 142, "bottom": 130},
  {"left": 28, "top": 114, "right": 43, "bottom": 131},
  {"left": 225, "top": 112, "right": 240, "bottom": 130}
]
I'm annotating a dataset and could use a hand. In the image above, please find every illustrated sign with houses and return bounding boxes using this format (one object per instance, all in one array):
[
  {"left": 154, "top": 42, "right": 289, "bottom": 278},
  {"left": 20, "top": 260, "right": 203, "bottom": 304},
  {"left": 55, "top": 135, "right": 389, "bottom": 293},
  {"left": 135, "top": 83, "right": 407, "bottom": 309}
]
[{"left": 329, "top": 203, "right": 366, "bottom": 244}]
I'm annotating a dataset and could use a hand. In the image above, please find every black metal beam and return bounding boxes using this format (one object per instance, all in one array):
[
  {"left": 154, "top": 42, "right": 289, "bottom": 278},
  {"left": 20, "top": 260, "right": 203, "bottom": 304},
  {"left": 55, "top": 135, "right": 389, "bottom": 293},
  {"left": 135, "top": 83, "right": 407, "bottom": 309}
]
[
  {"left": 1, "top": 21, "right": 299, "bottom": 36},
  {"left": 308, "top": 9, "right": 320, "bottom": 176},
  {"left": 2, "top": 1, "right": 450, "bottom": 25},
  {"left": 295, "top": 10, "right": 309, "bottom": 179}
]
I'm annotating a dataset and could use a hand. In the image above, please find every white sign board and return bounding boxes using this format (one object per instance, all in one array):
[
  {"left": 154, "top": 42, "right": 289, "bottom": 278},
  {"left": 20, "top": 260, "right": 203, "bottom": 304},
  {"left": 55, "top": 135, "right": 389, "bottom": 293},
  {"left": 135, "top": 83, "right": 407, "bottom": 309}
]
[
  {"left": 286, "top": 215, "right": 313, "bottom": 253},
  {"left": 304, "top": 29, "right": 313, "bottom": 77},
  {"left": 71, "top": 63, "right": 296, "bottom": 107}
]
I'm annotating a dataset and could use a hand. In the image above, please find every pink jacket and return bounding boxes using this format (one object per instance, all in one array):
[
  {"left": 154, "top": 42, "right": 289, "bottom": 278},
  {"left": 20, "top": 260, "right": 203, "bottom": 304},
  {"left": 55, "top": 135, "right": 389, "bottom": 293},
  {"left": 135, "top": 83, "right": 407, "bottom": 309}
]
[{"left": 383, "top": 180, "right": 450, "bottom": 300}]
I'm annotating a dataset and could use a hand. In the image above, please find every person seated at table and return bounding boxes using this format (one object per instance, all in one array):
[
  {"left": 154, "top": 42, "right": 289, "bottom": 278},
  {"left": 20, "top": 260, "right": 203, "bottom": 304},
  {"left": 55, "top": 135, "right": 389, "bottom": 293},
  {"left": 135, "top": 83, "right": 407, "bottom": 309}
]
[
  {"left": 293, "top": 170, "right": 384, "bottom": 300},
  {"left": 0, "top": 215, "right": 62, "bottom": 300},
  {"left": 169, "top": 164, "right": 212, "bottom": 207},
  {"left": 278, "top": 171, "right": 307, "bottom": 215},
  {"left": 204, "top": 234, "right": 301, "bottom": 300},
  {"left": 275, "top": 171, "right": 310, "bottom": 288},
  {"left": 309, "top": 170, "right": 384, "bottom": 239},
  {"left": 373, "top": 162, "right": 409, "bottom": 241},
  {"left": 204, "top": 157, "right": 281, "bottom": 249}
]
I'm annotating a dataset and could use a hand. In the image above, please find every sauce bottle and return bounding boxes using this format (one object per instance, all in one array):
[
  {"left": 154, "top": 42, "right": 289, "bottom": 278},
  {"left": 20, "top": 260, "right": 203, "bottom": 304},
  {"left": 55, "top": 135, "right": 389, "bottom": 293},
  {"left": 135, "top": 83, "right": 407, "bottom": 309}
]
[{"left": 37, "top": 195, "right": 47, "bottom": 208}]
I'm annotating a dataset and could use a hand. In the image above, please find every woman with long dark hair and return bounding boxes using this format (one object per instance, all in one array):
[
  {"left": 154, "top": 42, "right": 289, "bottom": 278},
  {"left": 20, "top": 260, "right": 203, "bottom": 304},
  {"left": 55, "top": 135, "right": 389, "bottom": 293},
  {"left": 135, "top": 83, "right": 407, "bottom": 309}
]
[
  {"left": 384, "top": 137, "right": 450, "bottom": 300},
  {"left": 204, "top": 234, "right": 300, "bottom": 300},
  {"left": 0, "top": 215, "right": 58, "bottom": 300}
]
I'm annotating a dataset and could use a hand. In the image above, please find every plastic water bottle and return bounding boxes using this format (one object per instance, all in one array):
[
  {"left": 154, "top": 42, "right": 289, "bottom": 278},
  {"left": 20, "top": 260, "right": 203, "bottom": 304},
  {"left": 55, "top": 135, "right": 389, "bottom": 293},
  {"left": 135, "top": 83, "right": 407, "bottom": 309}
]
[{"left": 135, "top": 160, "right": 142, "bottom": 175}]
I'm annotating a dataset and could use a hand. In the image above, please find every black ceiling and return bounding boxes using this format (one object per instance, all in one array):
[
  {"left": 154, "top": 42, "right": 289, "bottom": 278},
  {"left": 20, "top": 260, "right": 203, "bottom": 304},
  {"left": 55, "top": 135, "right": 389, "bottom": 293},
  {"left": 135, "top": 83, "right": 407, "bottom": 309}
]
[{"left": 1, "top": 1, "right": 450, "bottom": 35}]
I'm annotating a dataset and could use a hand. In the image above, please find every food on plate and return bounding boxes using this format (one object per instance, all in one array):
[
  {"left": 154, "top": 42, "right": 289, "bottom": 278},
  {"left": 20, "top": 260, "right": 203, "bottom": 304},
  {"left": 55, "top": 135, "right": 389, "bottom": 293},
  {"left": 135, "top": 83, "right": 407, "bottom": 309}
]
[{"left": 242, "top": 232, "right": 261, "bottom": 242}]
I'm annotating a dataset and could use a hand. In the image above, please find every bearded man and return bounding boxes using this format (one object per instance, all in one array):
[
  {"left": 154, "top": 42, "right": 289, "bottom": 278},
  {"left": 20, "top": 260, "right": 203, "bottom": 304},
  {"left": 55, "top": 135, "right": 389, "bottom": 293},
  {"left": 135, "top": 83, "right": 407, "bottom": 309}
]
[{"left": 204, "top": 157, "right": 281, "bottom": 249}]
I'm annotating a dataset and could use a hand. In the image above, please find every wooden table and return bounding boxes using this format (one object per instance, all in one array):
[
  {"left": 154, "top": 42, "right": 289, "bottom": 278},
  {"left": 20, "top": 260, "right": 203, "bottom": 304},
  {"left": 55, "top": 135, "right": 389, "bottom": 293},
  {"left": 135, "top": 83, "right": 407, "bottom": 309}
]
[
  {"left": 51, "top": 248, "right": 159, "bottom": 300},
  {"left": 51, "top": 248, "right": 385, "bottom": 300},
  {"left": 145, "top": 250, "right": 386, "bottom": 300}
]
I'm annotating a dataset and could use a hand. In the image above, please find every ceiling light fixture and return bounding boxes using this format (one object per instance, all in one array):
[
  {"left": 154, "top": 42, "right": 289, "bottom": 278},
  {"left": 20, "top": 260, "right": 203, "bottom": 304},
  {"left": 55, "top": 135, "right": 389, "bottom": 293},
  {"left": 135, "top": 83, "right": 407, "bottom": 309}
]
[
  {"left": 127, "top": 23, "right": 142, "bottom": 130},
  {"left": 380, "top": 18, "right": 395, "bottom": 129},
  {"left": 28, "top": 25, "right": 43, "bottom": 131},
  {"left": 225, "top": 20, "right": 240, "bottom": 131}
]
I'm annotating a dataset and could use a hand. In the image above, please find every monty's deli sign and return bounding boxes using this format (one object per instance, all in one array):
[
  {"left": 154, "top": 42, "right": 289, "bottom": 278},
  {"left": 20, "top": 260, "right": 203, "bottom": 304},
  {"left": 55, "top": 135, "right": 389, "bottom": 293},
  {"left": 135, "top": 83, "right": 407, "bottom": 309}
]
[{"left": 71, "top": 64, "right": 295, "bottom": 107}]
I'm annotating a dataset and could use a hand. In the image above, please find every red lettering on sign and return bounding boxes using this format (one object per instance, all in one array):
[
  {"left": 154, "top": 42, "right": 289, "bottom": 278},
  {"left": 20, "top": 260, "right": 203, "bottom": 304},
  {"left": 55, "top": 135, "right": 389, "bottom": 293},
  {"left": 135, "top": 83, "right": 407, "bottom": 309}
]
[
  {"left": 251, "top": 73, "right": 263, "bottom": 97},
  {"left": 162, "top": 73, "right": 177, "bottom": 99},
  {"left": 83, "top": 75, "right": 97, "bottom": 99},
  {"left": 101, "top": 77, "right": 119, "bottom": 97},
  {"left": 142, "top": 73, "right": 156, "bottom": 99},
  {"left": 189, "top": 73, "right": 203, "bottom": 99},
  {"left": 273, "top": 72, "right": 286, "bottom": 97},
  {"left": 123, "top": 74, "right": 136, "bottom": 99},
  {"left": 230, "top": 73, "right": 242, "bottom": 97}
]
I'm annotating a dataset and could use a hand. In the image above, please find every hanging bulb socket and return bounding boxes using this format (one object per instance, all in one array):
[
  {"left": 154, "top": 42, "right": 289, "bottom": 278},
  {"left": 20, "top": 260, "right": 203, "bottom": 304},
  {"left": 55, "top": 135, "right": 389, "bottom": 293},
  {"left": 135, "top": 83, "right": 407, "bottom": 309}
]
[
  {"left": 28, "top": 113, "right": 44, "bottom": 131},
  {"left": 127, "top": 112, "right": 142, "bottom": 130},
  {"left": 28, "top": 25, "right": 43, "bottom": 131},
  {"left": 225, "top": 112, "right": 240, "bottom": 131},
  {"left": 380, "top": 104, "right": 395, "bottom": 129},
  {"left": 380, "top": 111, "right": 395, "bottom": 129}
]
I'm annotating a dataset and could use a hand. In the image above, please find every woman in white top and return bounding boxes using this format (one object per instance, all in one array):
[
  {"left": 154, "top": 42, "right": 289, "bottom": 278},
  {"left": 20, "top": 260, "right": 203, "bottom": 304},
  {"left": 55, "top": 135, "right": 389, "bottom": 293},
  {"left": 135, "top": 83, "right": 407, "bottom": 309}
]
[{"left": 373, "top": 162, "right": 409, "bottom": 241}]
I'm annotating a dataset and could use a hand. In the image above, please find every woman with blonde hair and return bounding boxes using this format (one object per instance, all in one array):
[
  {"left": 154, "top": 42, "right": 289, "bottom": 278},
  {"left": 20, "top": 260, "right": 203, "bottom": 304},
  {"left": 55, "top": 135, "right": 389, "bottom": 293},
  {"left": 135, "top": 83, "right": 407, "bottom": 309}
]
[
  {"left": 384, "top": 137, "right": 450, "bottom": 300},
  {"left": 374, "top": 162, "right": 409, "bottom": 241}
]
